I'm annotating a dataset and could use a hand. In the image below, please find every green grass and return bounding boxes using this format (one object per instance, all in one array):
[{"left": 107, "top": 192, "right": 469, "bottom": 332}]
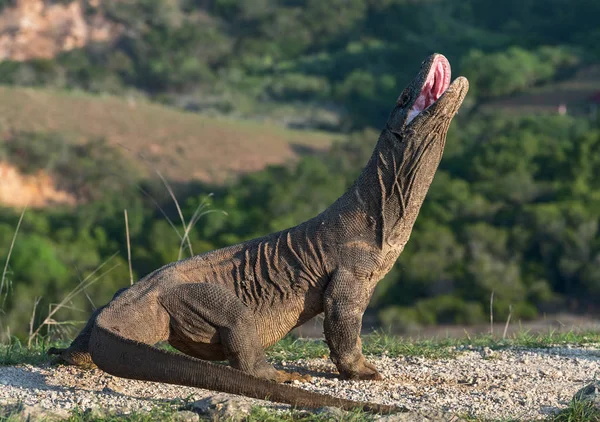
[
  {"left": 1, "top": 404, "right": 374, "bottom": 422},
  {"left": 3, "top": 329, "right": 600, "bottom": 367},
  {"left": 267, "top": 330, "right": 600, "bottom": 363},
  {"left": 245, "top": 407, "right": 373, "bottom": 422},
  {"left": 550, "top": 399, "right": 600, "bottom": 422},
  {"left": 0, "top": 338, "right": 69, "bottom": 365},
  {"left": 66, "top": 409, "right": 183, "bottom": 422},
  {"left": 1, "top": 403, "right": 186, "bottom": 422},
  {"left": 458, "top": 399, "right": 600, "bottom": 422}
]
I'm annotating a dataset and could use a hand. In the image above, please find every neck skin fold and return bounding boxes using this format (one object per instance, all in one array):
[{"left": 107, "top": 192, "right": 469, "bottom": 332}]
[{"left": 325, "top": 123, "right": 447, "bottom": 252}]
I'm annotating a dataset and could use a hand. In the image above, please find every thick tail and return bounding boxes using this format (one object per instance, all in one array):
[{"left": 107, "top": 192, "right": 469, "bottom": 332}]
[{"left": 90, "top": 323, "right": 400, "bottom": 414}]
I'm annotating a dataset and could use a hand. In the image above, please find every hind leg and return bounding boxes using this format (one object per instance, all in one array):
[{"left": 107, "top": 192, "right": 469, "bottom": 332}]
[
  {"left": 160, "top": 283, "right": 310, "bottom": 383},
  {"left": 49, "top": 287, "right": 128, "bottom": 367}
]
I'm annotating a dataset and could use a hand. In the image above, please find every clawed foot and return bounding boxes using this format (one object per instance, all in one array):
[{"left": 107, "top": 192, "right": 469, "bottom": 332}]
[
  {"left": 340, "top": 359, "right": 383, "bottom": 381},
  {"left": 47, "top": 347, "right": 96, "bottom": 368},
  {"left": 275, "top": 370, "right": 313, "bottom": 383}
]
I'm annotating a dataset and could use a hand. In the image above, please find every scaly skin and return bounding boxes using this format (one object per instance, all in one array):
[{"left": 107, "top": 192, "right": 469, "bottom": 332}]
[{"left": 49, "top": 53, "right": 468, "bottom": 413}]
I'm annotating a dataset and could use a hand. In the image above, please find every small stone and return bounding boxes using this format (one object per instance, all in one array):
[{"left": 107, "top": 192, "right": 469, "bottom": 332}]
[
  {"left": 573, "top": 381, "right": 600, "bottom": 409},
  {"left": 316, "top": 406, "right": 347, "bottom": 419},
  {"left": 379, "top": 409, "right": 467, "bottom": 422},
  {"left": 85, "top": 407, "right": 111, "bottom": 419},
  {"left": 174, "top": 410, "right": 201, "bottom": 422},
  {"left": 17, "top": 404, "right": 71, "bottom": 421},
  {"left": 103, "top": 380, "right": 124, "bottom": 393},
  {"left": 187, "top": 394, "right": 254, "bottom": 421},
  {"left": 481, "top": 347, "right": 495, "bottom": 358}
]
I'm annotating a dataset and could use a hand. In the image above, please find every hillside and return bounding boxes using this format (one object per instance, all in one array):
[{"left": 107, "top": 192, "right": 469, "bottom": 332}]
[
  {"left": 0, "top": 86, "right": 339, "bottom": 184},
  {"left": 2, "top": 0, "right": 600, "bottom": 344},
  {"left": 481, "top": 64, "right": 600, "bottom": 114}
]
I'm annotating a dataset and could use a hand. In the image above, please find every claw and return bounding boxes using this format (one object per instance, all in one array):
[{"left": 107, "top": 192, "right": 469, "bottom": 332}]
[
  {"left": 276, "top": 370, "right": 312, "bottom": 383},
  {"left": 339, "top": 359, "right": 383, "bottom": 381}
]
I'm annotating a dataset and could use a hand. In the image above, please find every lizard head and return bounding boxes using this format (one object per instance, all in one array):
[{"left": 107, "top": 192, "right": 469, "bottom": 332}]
[
  {"left": 386, "top": 53, "right": 468, "bottom": 135},
  {"left": 367, "top": 54, "right": 468, "bottom": 245}
]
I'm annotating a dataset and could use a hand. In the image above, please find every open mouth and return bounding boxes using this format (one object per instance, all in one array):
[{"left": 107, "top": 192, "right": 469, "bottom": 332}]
[{"left": 406, "top": 55, "right": 451, "bottom": 123}]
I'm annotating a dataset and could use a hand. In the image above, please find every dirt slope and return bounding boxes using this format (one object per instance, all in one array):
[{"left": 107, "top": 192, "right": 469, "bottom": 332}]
[{"left": 0, "top": 86, "right": 339, "bottom": 184}]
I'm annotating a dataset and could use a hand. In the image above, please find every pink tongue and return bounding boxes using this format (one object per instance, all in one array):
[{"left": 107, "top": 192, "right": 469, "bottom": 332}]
[
  {"left": 406, "top": 55, "right": 451, "bottom": 123},
  {"left": 432, "top": 60, "right": 448, "bottom": 100},
  {"left": 423, "top": 59, "right": 450, "bottom": 108},
  {"left": 413, "top": 57, "right": 450, "bottom": 112}
]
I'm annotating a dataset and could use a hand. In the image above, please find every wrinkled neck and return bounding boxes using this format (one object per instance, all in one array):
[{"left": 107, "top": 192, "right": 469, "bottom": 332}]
[
  {"left": 330, "top": 127, "right": 441, "bottom": 250},
  {"left": 360, "top": 132, "right": 409, "bottom": 247}
]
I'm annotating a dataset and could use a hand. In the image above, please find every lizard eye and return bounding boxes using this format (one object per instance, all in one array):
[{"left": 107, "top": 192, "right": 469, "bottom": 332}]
[{"left": 398, "top": 92, "right": 410, "bottom": 107}]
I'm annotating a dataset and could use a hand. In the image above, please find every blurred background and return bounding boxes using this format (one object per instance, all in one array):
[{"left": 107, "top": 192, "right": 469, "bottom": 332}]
[{"left": 1, "top": 0, "right": 600, "bottom": 342}]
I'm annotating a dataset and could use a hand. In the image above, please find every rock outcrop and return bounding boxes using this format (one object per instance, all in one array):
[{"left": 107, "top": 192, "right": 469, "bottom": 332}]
[
  {"left": 0, "top": 162, "right": 76, "bottom": 207},
  {"left": 0, "top": 0, "right": 120, "bottom": 61}
]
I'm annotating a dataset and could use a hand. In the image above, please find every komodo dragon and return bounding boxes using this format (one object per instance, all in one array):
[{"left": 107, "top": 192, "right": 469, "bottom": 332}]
[{"left": 49, "top": 53, "right": 468, "bottom": 413}]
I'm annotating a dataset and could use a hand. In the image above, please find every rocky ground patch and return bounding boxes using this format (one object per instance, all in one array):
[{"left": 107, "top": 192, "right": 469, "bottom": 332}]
[{"left": 1, "top": 345, "right": 600, "bottom": 421}]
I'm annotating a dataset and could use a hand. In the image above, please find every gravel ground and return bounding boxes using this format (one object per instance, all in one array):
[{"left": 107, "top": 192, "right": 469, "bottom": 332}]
[{"left": 1, "top": 345, "right": 600, "bottom": 420}]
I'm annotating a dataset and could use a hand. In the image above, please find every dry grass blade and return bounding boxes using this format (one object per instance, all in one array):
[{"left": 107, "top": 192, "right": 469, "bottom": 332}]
[
  {"left": 116, "top": 143, "right": 183, "bottom": 241},
  {"left": 503, "top": 305, "right": 513, "bottom": 340},
  {"left": 179, "top": 209, "right": 226, "bottom": 256},
  {"left": 28, "top": 296, "right": 41, "bottom": 344},
  {"left": 1, "top": 206, "right": 27, "bottom": 305},
  {"left": 154, "top": 170, "right": 194, "bottom": 260},
  {"left": 46, "top": 304, "right": 87, "bottom": 314},
  {"left": 27, "top": 253, "right": 121, "bottom": 346},
  {"left": 489, "top": 290, "right": 494, "bottom": 336},
  {"left": 124, "top": 209, "right": 134, "bottom": 285},
  {"left": 178, "top": 194, "right": 227, "bottom": 259},
  {"left": 463, "top": 329, "right": 472, "bottom": 342},
  {"left": 43, "top": 320, "right": 88, "bottom": 326},
  {"left": 82, "top": 288, "right": 96, "bottom": 311},
  {"left": 136, "top": 184, "right": 182, "bottom": 238},
  {"left": 118, "top": 143, "right": 226, "bottom": 261}
]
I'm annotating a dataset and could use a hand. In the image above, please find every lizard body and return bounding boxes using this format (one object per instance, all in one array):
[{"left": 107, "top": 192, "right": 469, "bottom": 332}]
[{"left": 50, "top": 53, "right": 468, "bottom": 413}]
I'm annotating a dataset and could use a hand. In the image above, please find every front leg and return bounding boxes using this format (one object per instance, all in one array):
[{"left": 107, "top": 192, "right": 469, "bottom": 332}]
[{"left": 323, "top": 269, "right": 382, "bottom": 381}]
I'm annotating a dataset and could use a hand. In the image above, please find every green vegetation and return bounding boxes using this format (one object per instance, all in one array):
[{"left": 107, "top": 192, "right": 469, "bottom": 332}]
[
  {"left": 0, "top": 339, "right": 69, "bottom": 366},
  {"left": 1, "top": 402, "right": 194, "bottom": 422},
  {"left": 552, "top": 400, "right": 600, "bottom": 422},
  {"left": 0, "top": 1, "right": 598, "bottom": 126},
  {"left": 1, "top": 6, "right": 599, "bottom": 422},
  {"left": 64, "top": 406, "right": 193, "bottom": 422},
  {"left": 244, "top": 407, "right": 373, "bottom": 422},
  {"left": 4, "top": 330, "right": 600, "bottom": 367},
  {"left": 462, "top": 46, "right": 579, "bottom": 99},
  {"left": 0, "top": 403, "right": 375, "bottom": 422},
  {"left": 1, "top": 0, "right": 600, "bottom": 340},
  {"left": 268, "top": 330, "right": 600, "bottom": 363}
]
